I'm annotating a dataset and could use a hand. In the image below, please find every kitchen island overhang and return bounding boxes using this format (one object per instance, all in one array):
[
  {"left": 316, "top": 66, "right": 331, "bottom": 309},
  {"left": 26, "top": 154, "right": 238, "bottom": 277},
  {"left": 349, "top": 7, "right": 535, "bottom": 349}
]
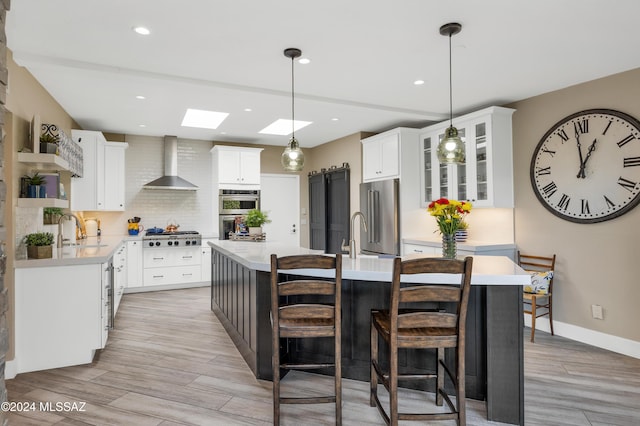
[{"left": 208, "top": 240, "right": 529, "bottom": 425}]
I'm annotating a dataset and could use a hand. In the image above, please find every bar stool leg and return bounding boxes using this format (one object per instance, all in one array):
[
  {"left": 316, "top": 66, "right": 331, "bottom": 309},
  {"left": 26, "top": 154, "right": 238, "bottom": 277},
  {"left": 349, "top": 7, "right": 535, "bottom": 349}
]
[
  {"left": 272, "top": 338, "right": 280, "bottom": 425},
  {"left": 336, "top": 335, "right": 342, "bottom": 426},
  {"left": 390, "top": 342, "right": 399, "bottom": 425},
  {"left": 370, "top": 314, "right": 378, "bottom": 407},
  {"left": 436, "top": 347, "right": 444, "bottom": 406},
  {"left": 530, "top": 296, "right": 537, "bottom": 343},
  {"left": 548, "top": 296, "right": 554, "bottom": 336}
]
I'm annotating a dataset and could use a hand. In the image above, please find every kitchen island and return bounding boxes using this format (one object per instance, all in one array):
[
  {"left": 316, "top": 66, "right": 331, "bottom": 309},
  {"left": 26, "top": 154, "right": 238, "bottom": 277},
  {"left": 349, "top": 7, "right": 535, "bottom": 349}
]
[{"left": 208, "top": 240, "right": 529, "bottom": 425}]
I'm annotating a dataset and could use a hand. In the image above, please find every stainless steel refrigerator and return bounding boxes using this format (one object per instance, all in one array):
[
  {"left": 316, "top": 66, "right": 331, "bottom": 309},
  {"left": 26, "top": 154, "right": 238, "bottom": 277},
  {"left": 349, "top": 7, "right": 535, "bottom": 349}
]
[{"left": 360, "top": 178, "right": 400, "bottom": 256}]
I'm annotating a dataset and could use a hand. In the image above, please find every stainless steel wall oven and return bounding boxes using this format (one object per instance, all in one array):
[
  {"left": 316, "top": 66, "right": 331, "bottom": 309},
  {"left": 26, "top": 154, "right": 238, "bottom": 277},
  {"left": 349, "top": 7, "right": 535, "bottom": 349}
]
[{"left": 219, "top": 189, "right": 260, "bottom": 239}]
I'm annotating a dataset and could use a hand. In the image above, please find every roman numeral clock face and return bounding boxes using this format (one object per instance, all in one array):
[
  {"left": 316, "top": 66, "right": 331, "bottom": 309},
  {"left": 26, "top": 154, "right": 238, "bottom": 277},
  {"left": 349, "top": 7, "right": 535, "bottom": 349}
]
[{"left": 531, "top": 109, "right": 640, "bottom": 223}]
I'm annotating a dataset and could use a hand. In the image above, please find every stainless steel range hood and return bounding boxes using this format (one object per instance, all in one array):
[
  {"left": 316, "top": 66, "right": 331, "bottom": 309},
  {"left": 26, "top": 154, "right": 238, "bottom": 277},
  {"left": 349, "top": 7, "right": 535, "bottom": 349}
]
[{"left": 144, "top": 136, "right": 198, "bottom": 190}]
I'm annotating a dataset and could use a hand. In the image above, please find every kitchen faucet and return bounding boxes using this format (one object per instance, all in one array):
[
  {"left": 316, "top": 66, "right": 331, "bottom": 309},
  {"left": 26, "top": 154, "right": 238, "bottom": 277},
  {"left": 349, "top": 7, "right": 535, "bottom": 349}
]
[
  {"left": 341, "top": 211, "right": 368, "bottom": 259},
  {"left": 57, "top": 213, "right": 81, "bottom": 248}
]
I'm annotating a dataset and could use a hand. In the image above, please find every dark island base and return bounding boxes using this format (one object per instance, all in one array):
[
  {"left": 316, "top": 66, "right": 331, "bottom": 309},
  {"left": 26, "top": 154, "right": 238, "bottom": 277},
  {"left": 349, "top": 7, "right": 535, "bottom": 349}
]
[{"left": 210, "top": 249, "right": 523, "bottom": 425}]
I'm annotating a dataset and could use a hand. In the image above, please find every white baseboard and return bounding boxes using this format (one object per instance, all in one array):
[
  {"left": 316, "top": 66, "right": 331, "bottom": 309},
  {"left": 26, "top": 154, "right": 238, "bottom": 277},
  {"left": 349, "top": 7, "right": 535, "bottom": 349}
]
[
  {"left": 124, "top": 281, "right": 208, "bottom": 294},
  {"left": 5, "top": 359, "right": 17, "bottom": 379},
  {"left": 524, "top": 316, "right": 640, "bottom": 359}
]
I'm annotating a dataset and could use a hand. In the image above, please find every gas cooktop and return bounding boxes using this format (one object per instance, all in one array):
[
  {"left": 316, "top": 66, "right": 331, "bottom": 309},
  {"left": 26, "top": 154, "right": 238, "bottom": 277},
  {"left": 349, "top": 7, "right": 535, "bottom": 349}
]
[{"left": 143, "top": 230, "right": 201, "bottom": 248}]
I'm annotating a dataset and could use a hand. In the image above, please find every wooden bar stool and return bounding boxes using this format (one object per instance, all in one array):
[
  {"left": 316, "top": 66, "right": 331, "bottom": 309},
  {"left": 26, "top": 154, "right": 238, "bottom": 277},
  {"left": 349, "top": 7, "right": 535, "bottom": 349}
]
[
  {"left": 370, "top": 256, "right": 473, "bottom": 426},
  {"left": 270, "top": 254, "right": 342, "bottom": 425}
]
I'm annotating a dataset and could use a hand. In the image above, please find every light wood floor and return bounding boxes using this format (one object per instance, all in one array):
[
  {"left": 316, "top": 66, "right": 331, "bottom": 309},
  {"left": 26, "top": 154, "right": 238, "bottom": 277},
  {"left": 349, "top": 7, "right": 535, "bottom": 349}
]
[{"left": 6, "top": 287, "right": 640, "bottom": 425}]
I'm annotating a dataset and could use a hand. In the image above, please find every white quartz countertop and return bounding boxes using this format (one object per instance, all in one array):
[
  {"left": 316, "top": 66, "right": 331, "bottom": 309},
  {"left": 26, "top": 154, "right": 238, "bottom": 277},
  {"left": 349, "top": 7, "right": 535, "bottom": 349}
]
[
  {"left": 208, "top": 240, "right": 530, "bottom": 286},
  {"left": 14, "top": 235, "right": 140, "bottom": 268},
  {"left": 16, "top": 235, "right": 214, "bottom": 268}
]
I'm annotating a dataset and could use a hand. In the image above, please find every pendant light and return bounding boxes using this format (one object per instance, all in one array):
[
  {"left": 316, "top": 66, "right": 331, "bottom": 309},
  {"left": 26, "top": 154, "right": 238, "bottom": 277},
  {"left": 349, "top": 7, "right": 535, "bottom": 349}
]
[
  {"left": 281, "top": 48, "right": 305, "bottom": 172},
  {"left": 437, "top": 22, "right": 465, "bottom": 164}
]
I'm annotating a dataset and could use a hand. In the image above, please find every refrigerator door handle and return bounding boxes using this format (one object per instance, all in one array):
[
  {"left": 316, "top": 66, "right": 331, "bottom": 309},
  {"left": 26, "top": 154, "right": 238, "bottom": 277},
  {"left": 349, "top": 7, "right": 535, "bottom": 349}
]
[
  {"left": 369, "top": 189, "right": 379, "bottom": 243},
  {"left": 367, "top": 190, "right": 374, "bottom": 243}
]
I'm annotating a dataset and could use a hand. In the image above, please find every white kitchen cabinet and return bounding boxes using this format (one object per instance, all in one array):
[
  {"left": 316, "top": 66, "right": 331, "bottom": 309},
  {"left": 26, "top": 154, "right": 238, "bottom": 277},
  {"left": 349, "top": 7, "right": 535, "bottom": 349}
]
[
  {"left": 143, "top": 247, "right": 202, "bottom": 286},
  {"left": 201, "top": 246, "right": 212, "bottom": 282},
  {"left": 211, "top": 145, "right": 263, "bottom": 189},
  {"left": 126, "top": 240, "right": 143, "bottom": 289},
  {"left": 402, "top": 238, "right": 516, "bottom": 259},
  {"left": 113, "top": 243, "right": 127, "bottom": 313},
  {"left": 101, "top": 261, "right": 111, "bottom": 348},
  {"left": 420, "top": 106, "right": 515, "bottom": 208},
  {"left": 71, "top": 130, "right": 128, "bottom": 211},
  {"left": 14, "top": 263, "right": 105, "bottom": 373},
  {"left": 362, "top": 132, "right": 400, "bottom": 181},
  {"left": 103, "top": 143, "right": 127, "bottom": 210}
]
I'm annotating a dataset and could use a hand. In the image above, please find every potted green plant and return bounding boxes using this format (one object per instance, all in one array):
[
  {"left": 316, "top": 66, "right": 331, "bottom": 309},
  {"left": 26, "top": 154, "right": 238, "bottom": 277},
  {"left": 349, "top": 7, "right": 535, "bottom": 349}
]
[
  {"left": 43, "top": 207, "right": 64, "bottom": 225},
  {"left": 23, "top": 172, "right": 47, "bottom": 198},
  {"left": 39, "top": 133, "right": 59, "bottom": 154},
  {"left": 244, "top": 209, "right": 270, "bottom": 235},
  {"left": 24, "top": 232, "right": 55, "bottom": 259}
]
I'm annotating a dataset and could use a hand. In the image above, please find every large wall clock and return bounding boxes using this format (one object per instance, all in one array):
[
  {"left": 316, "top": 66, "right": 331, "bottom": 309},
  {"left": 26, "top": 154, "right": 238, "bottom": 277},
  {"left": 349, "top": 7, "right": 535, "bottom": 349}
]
[{"left": 530, "top": 108, "right": 640, "bottom": 223}]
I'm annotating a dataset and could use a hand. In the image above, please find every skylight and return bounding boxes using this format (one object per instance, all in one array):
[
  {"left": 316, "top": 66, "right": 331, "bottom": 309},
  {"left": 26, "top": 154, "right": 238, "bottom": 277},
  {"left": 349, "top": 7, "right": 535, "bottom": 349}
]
[
  {"left": 181, "top": 108, "right": 229, "bottom": 130},
  {"left": 259, "top": 119, "right": 312, "bottom": 136}
]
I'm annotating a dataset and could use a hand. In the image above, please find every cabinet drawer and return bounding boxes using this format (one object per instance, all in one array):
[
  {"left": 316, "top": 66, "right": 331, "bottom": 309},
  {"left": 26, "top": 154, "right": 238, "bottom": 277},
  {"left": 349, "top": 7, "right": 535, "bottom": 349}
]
[
  {"left": 143, "top": 248, "right": 201, "bottom": 268},
  {"left": 403, "top": 243, "right": 438, "bottom": 255},
  {"left": 143, "top": 265, "right": 202, "bottom": 286}
]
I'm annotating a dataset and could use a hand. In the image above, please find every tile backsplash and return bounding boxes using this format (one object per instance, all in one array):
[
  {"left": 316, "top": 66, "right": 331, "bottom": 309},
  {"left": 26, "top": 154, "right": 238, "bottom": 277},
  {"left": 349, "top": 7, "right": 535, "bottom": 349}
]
[{"left": 76, "top": 135, "right": 216, "bottom": 237}]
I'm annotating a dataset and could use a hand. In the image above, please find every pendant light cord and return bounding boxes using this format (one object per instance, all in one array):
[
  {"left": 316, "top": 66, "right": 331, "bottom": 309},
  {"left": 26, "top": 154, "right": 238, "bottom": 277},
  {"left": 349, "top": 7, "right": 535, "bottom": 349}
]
[
  {"left": 448, "top": 31, "right": 453, "bottom": 128},
  {"left": 291, "top": 56, "right": 295, "bottom": 140}
]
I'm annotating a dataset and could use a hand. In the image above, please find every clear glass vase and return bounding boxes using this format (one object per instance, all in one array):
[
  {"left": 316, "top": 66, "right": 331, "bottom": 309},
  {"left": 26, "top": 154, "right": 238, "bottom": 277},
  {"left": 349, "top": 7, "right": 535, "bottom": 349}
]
[{"left": 442, "top": 233, "right": 457, "bottom": 259}]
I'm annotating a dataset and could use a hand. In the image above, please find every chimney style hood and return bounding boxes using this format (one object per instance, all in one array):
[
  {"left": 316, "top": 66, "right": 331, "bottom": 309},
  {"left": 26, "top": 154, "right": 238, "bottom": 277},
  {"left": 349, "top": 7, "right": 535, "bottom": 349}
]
[{"left": 144, "top": 136, "right": 198, "bottom": 190}]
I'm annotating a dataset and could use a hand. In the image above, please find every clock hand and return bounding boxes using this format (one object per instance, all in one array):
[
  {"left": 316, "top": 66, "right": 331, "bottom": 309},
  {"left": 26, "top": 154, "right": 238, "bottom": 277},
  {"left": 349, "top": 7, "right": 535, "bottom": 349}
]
[
  {"left": 578, "top": 139, "right": 597, "bottom": 178},
  {"left": 575, "top": 126, "right": 586, "bottom": 179}
]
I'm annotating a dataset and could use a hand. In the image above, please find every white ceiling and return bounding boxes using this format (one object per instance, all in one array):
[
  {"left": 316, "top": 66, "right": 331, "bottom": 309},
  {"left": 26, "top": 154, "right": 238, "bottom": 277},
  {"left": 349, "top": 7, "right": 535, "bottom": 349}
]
[{"left": 6, "top": 1, "right": 640, "bottom": 148}]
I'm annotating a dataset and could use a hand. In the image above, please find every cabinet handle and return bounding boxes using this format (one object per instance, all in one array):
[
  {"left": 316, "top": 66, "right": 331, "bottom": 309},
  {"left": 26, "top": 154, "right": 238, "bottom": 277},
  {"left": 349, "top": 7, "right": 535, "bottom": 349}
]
[
  {"left": 182, "top": 273, "right": 193, "bottom": 276},
  {"left": 153, "top": 257, "right": 164, "bottom": 260},
  {"left": 153, "top": 275, "right": 164, "bottom": 278},
  {"left": 413, "top": 249, "right": 424, "bottom": 253},
  {"left": 182, "top": 256, "right": 193, "bottom": 259}
]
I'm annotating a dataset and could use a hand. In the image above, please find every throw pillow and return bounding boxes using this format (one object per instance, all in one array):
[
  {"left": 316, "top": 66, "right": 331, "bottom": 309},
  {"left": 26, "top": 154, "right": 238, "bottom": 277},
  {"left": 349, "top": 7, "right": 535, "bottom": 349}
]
[{"left": 523, "top": 270, "right": 554, "bottom": 295}]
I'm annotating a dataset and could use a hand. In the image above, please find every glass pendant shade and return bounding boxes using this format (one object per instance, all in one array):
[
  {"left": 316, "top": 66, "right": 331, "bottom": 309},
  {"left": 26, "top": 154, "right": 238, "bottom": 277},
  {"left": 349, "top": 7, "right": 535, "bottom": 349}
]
[
  {"left": 282, "top": 47, "right": 305, "bottom": 172},
  {"left": 437, "top": 125, "right": 465, "bottom": 164},
  {"left": 281, "top": 137, "right": 305, "bottom": 171},
  {"left": 437, "top": 22, "right": 465, "bottom": 165}
]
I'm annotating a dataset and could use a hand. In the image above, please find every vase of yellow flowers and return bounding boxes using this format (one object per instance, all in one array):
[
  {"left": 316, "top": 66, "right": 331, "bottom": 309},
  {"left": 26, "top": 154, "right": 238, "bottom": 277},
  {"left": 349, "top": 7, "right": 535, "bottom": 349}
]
[{"left": 427, "top": 198, "right": 472, "bottom": 259}]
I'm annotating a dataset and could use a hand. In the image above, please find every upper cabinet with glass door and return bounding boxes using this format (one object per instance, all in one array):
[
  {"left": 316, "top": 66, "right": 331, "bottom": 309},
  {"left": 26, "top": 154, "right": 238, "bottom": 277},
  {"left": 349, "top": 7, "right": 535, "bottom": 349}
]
[{"left": 420, "top": 106, "right": 515, "bottom": 208}]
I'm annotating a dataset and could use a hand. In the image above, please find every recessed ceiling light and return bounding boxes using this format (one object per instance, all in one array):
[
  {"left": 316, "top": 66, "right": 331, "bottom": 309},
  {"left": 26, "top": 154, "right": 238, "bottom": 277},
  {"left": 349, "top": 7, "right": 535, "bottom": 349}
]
[
  {"left": 299, "top": 58, "right": 311, "bottom": 65},
  {"left": 259, "top": 119, "right": 311, "bottom": 136},
  {"left": 139, "top": 124, "right": 146, "bottom": 128},
  {"left": 181, "top": 108, "right": 229, "bottom": 129},
  {"left": 133, "top": 26, "right": 150, "bottom": 35},
  {"left": 331, "top": 118, "right": 339, "bottom": 121},
  {"left": 244, "top": 108, "right": 252, "bottom": 112},
  {"left": 136, "top": 95, "right": 146, "bottom": 100},
  {"left": 414, "top": 80, "right": 425, "bottom": 85}
]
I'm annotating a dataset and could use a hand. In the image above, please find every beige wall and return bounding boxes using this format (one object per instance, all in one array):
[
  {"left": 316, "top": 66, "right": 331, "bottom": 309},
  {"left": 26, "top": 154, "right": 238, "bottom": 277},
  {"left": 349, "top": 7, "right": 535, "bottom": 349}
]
[
  {"left": 510, "top": 67, "right": 640, "bottom": 342},
  {"left": 5, "top": 50, "right": 80, "bottom": 361}
]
